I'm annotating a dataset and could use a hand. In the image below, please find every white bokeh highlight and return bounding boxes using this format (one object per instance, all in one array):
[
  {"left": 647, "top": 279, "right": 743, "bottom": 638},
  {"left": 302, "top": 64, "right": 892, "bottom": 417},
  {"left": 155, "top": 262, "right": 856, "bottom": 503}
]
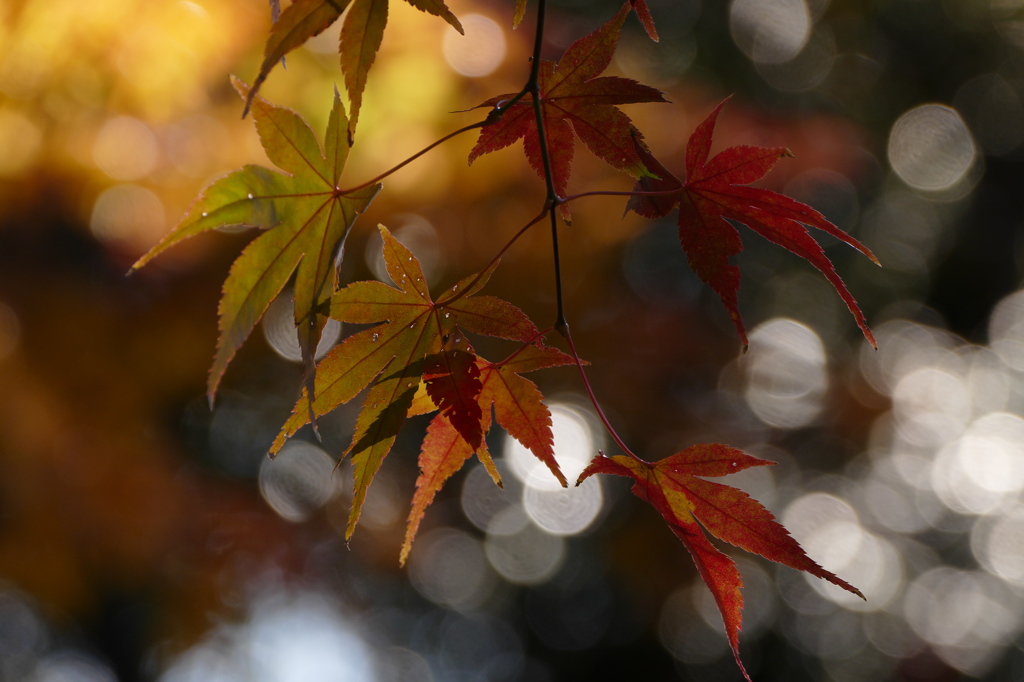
[{"left": 888, "top": 105, "right": 976, "bottom": 192}]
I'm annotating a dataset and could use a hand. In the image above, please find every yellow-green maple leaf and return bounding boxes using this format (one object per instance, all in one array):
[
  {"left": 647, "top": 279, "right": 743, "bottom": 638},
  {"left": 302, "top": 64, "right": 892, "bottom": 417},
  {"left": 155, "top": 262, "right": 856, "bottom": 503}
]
[{"left": 132, "top": 77, "right": 381, "bottom": 402}]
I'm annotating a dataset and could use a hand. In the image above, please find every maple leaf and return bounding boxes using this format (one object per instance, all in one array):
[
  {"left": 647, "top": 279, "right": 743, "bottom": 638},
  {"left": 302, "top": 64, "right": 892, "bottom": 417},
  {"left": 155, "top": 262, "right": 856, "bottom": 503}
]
[
  {"left": 578, "top": 444, "right": 864, "bottom": 681},
  {"left": 469, "top": 2, "right": 666, "bottom": 220},
  {"left": 270, "top": 226, "right": 548, "bottom": 538},
  {"left": 401, "top": 409, "right": 497, "bottom": 565},
  {"left": 477, "top": 343, "right": 574, "bottom": 486},
  {"left": 400, "top": 341, "right": 575, "bottom": 564},
  {"left": 245, "top": 0, "right": 463, "bottom": 136},
  {"left": 131, "top": 77, "right": 381, "bottom": 403},
  {"left": 424, "top": 346, "right": 484, "bottom": 449},
  {"left": 627, "top": 98, "right": 879, "bottom": 348},
  {"left": 512, "top": 0, "right": 528, "bottom": 29},
  {"left": 629, "top": 0, "right": 658, "bottom": 41}
]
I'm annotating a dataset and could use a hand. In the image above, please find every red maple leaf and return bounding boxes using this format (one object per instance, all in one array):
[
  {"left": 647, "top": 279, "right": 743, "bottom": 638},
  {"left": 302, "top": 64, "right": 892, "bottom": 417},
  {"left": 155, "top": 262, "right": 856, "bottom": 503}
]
[
  {"left": 628, "top": 0, "right": 658, "bottom": 41},
  {"left": 423, "top": 346, "right": 484, "bottom": 450},
  {"left": 468, "top": 2, "right": 666, "bottom": 221},
  {"left": 627, "top": 98, "right": 879, "bottom": 347},
  {"left": 400, "top": 342, "right": 574, "bottom": 564},
  {"left": 578, "top": 445, "right": 864, "bottom": 681}
]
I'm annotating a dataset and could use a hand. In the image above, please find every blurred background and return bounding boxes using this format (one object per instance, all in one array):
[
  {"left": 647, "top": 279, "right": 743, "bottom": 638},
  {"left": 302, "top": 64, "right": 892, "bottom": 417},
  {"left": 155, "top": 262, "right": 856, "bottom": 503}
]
[{"left": 3, "top": 0, "right": 1024, "bottom": 680}]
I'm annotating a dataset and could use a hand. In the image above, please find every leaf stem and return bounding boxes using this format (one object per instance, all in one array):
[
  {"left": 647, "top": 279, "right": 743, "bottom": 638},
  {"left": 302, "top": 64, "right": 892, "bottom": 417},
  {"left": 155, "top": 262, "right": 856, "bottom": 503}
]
[
  {"left": 559, "top": 324, "right": 648, "bottom": 466},
  {"left": 336, "top": 120, "right": 487, "bottom": 194},
  {"left": 440, "top": 207, "right": 549, "bottom": 307},
  {"left": 548, "top": 207, "right": 566, "bottom": 330},
  {"left": 561, "top": 187, "right": 681, "bottom": 203},
  {"left": 495, "top": 326, "right": 554, "bottom": 367}
]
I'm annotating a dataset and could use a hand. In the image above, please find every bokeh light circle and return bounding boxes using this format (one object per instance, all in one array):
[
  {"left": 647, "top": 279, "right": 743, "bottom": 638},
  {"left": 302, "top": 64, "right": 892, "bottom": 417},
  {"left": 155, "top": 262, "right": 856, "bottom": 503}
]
[
  {"left": 522, "top": 476, "right": 603, "bottom": 536},
  {"left": 504, "top": 402, "right": 598, "bottom": 491},
  {"left": 442, "top": 14, "right": 506, "bottom": 78},
  {"left": 408, "top": 528, "right": 496, "bottom": 610},
  {"left": 972, "top": 509, "right": 1024, "bottom": 587},
  {"left": 744, "top": 318, "right": 828, "bottom": 429},
  {"left": 988, "top": 289, "right": 1024, "bottom": 370},
  {"left": 90, "top": 184, "right": 166, "bottom": 248},
  {"left": 258, "top": 440, "right": 335, "bottom": 522},
  {"left": 262, "top": 289, "right": 342, "bottom": 363},
  {"left": 730, "top": 0, "right": 811, "bottom": 64},
  {"left": 888, "top": 105, "right": 976, "bottom": 192},
  {"left": 461, "top": 460, "right": 522, "bottom": 531},
  {"left": 485, "top": 507, "right": 565, "bottom": 585},
  {"left": 93, "top": 116, "right": 159, "bottom": 181}
]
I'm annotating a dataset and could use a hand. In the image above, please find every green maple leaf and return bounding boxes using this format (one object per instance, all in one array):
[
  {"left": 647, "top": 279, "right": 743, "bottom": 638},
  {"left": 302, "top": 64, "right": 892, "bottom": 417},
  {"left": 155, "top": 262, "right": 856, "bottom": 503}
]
[{"left": 132, "top": 77, "right": 381, "bottom": 402}]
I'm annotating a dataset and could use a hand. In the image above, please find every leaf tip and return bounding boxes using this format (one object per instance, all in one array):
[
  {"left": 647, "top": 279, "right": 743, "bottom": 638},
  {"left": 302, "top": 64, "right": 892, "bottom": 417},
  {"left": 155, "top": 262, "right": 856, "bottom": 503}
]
[{"left": 232, "top": 74, "right": 258, "bottom": 118}]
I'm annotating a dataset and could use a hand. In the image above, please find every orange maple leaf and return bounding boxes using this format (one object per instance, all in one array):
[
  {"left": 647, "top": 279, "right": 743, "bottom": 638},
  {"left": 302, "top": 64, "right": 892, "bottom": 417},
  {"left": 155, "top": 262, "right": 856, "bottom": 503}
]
[
  {"left": 401, "top": 342, "right": 575, "bottom": 564},
  {"left": 272, "top": 226, "right": 573, "bottom": 545}
]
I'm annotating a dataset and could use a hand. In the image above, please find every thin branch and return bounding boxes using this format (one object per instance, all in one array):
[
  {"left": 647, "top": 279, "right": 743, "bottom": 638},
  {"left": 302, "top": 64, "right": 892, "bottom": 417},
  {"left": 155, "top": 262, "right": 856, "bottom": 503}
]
[
  {"left": 527, "top": 0, "right": 547, "bottom": 88},
  {"left": 561, "top": 187, "right": 682, "bottom": 204},
  {"left": 548, "top": 207, "right": 566, "bottom": 330},
  {"left": 495, "top": 326, "right": 555, "bottom": 367},
  {"left": 523, "top": 0, "right": 569, "bottom": 334},
  {"left": 440, "top": 207, "right": 549, "bottom": 307},
  {"left": 560, "top": 324, "right": 647, "bottom": 465},
  {"left": 336, "top": 120, "right": 487, "bottom": 194}
]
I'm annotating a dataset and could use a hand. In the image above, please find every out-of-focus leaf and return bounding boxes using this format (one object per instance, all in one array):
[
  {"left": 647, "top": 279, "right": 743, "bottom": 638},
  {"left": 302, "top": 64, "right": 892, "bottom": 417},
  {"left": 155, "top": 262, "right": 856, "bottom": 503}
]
[{"left": 246, "top": 0, "right": 462, "bottom": 136}]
